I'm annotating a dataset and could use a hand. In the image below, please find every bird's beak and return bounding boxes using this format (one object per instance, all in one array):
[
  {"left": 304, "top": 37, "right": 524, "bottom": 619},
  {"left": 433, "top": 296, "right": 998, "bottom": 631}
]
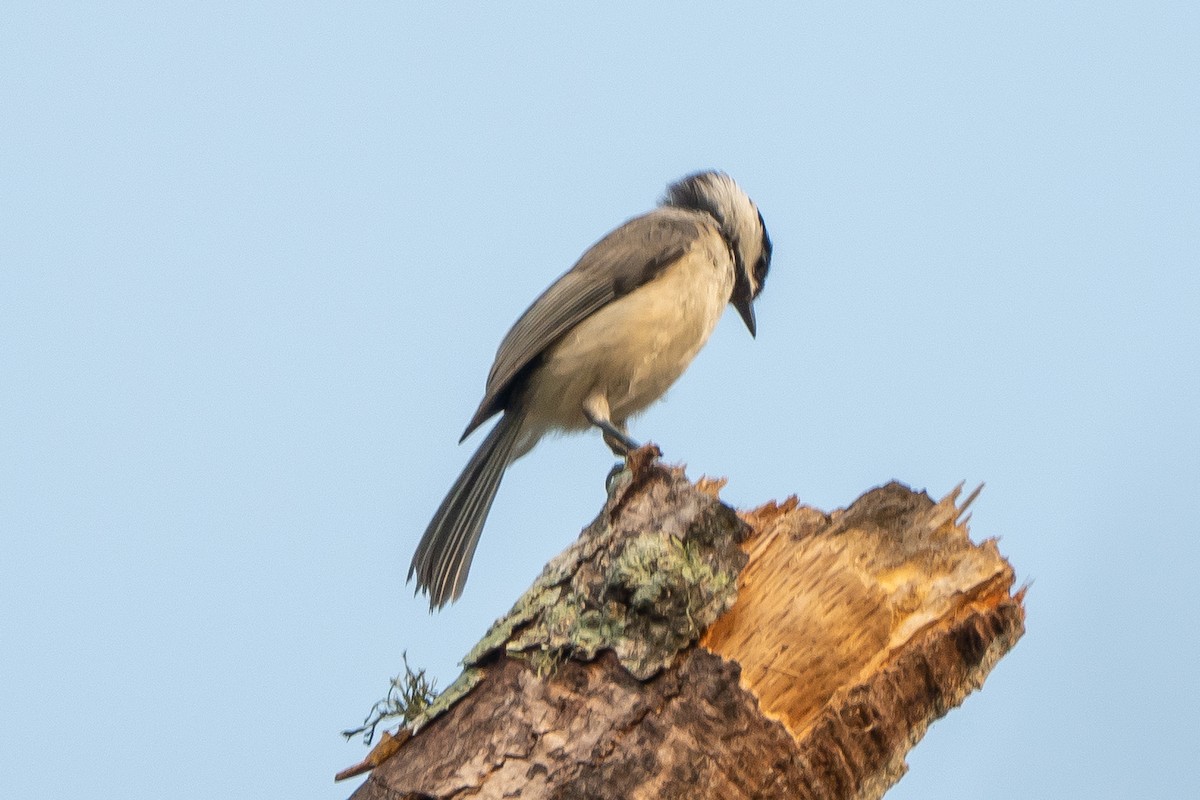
[{"left": 733, "top": 296, "right": 757, "bottom": 338}]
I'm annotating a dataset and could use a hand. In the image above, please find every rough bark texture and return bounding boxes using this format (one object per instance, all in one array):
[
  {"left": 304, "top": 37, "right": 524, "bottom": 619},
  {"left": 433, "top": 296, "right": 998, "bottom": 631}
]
[{"left": 344, "top": 451, "right": 1024, "bottom": 799}]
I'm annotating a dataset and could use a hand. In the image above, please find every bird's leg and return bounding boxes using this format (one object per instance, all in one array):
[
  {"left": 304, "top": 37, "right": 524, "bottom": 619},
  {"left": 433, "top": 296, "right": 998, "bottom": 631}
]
[
  {"left": 582, "top": 394, "right": 641, "bottom": 457},
  {"left": 601, "top": 423, "right": 639, "bottom": 457},
  {"left": 595, "top": 418, "right": 634, "bottom": 494},
  {"left": 596, "top": 418, "right": 641, "bottom": 456}
]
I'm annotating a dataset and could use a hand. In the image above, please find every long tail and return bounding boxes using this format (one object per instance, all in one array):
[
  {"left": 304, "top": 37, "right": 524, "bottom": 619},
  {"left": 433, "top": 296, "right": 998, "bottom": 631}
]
[{"left": 408, "top": 411, "right": 524, "bottom": 609}]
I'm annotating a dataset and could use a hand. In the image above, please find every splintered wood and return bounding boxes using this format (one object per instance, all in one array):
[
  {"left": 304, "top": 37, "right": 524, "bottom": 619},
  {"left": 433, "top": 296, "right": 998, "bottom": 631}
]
[
  {"left": 701, "top": 482, "right": 1023, "bottom": 798},
  {"left": 346, "top": 466, "right": 1024, "bottom": 800}
]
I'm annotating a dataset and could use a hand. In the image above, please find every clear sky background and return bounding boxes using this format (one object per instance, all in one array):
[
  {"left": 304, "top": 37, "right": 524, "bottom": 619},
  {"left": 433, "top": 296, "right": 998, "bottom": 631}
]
[{"left": 3, "top": 3, "right": 1197, "bottom": 798}]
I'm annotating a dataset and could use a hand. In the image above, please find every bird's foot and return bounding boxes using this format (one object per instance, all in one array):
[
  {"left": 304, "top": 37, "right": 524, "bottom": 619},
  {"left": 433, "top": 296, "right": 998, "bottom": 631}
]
[
  {"left": 601, "top": 426, "right": 641, "bottom": 458},
  {"left": 604, "top": 442, "right": 663, "bottom": 495},
  {"left": 605, "top": 461, "right": 631, "bottom": 494}
]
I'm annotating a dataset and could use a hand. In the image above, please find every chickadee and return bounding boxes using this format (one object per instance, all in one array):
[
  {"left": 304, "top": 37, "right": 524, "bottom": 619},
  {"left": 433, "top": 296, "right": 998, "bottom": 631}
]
[{"left": 409, "top": 171, "right": 772, "bottom": 609}]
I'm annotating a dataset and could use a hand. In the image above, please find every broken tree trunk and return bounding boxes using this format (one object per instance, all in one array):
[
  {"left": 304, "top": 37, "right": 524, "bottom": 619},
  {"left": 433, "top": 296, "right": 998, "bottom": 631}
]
[{"left": 342, "top": 446, "right": 1025, "bottom": 799}]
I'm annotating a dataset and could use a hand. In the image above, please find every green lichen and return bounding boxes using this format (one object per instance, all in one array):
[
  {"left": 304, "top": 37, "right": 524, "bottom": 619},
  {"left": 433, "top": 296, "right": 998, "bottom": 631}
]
[
  {"left": 467, "top": 467, "right": 748, "bottom": 680},
  {"left": 343, "top": 652, "right": 440, "bottom": 744},
  {"left": 359, "top": 460, "right": 749, "bottom": 744}
]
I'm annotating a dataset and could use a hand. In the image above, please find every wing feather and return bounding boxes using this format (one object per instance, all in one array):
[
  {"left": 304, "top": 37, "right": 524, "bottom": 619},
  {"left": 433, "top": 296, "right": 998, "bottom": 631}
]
[{"left": 460, "top": 207, "right": 711, "bottom": 440}]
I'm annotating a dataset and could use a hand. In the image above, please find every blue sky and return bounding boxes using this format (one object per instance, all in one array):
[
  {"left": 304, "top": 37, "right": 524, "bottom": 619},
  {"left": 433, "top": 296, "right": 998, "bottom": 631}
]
[{"left": 2, "top": 3, "right": 1197, "bottom": 798}]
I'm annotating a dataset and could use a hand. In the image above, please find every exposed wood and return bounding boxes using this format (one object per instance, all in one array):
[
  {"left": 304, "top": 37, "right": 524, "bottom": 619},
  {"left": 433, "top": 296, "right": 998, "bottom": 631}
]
[{"left": 344, "top": 450, "right": 1024, "bottom": 799}]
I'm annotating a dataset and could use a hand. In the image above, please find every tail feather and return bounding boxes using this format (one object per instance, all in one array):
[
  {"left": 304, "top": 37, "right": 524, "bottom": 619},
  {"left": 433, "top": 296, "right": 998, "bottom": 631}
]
[{"left": 409, "top": 412, "right": 523, "bottom": 609}]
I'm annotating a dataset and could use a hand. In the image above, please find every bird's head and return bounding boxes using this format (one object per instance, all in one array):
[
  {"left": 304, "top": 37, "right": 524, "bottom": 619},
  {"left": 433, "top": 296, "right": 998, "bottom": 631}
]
[{"left": 663, "top": 171, "right": 772, "bottom": 336}]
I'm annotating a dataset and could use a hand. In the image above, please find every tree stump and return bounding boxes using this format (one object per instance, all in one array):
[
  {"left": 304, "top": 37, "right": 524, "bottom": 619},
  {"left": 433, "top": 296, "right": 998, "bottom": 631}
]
[{"left": 341, "top": 446, "right": 1025, "bottom": 799}]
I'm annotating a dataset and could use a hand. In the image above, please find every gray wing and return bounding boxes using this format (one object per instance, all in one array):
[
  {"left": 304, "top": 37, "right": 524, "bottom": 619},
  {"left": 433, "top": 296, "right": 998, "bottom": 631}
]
[{"left": 460, "top": 207, "right": 712, "bottom": 441}]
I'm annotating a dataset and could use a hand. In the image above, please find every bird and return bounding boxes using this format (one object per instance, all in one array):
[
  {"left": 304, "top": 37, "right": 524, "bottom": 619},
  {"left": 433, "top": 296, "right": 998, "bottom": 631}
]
[{"left": 408, "top": 170, "right": 772, "bottom": 609}]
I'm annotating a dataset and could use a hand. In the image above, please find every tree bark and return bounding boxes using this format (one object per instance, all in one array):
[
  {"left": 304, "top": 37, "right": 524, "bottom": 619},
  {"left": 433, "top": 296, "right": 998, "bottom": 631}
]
[{"left": 342, "top": 447, "right": 1024, "bottom": 799}]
